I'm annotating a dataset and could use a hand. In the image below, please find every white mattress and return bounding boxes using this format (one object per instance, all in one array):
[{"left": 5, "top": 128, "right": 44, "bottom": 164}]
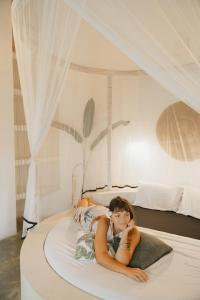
[{"left": 44, "top": 215, "right": 200, "bottom": 300}]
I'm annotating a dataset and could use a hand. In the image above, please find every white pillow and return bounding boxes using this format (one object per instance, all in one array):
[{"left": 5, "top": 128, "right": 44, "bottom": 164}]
[
  {"left": 85, "top": 189, "right": 138, "bottom": 206},
  {"left": 135, "top": 182, "right": 183, "bottom": 212},
  {"left": 177, "top": 186, "right": 200, "bottom": 219}
]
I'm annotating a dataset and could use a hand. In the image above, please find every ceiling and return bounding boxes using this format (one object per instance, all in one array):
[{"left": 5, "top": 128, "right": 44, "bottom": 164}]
[{"left": 71, "top": 20, "right": 140, "bottom": 71}]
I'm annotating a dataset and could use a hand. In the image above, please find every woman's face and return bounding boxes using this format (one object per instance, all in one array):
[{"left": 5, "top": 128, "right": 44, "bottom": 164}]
[{"left": 111, "top": 209, "right": 131, "bottom": 232}]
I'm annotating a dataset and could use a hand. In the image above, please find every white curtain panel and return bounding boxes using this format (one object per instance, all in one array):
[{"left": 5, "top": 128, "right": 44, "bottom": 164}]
[
  {"left": 12, "top": 0, "right": 81, "bottom": 237},
  {"left": 65, "top": 0, "right": 200, "bottom": 112}
]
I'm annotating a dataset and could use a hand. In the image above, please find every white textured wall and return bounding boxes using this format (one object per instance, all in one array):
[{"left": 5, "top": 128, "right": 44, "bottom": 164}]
[
  {"left": 111, "top": 74, "right": 200, "bottom": 188},
  {"left": 61, "top": 71, "right": 200, "bottom": 190},
  {"left": 0, "top": 0, "right": 16, "bottom": 239}
]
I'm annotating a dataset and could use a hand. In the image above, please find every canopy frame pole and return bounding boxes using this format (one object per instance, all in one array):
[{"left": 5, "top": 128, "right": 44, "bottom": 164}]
[{"left": 107, "top": 75, "right": 112, "bottom": 190}]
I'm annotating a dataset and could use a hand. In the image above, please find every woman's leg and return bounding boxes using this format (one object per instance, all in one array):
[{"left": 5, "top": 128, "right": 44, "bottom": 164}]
[{"left": 74, "top": 197, "right": 95, "bottom": 225}]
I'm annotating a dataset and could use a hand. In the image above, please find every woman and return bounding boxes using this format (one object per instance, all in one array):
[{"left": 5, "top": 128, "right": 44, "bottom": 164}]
[{"left": 74, "top": 196, "right": 148, "bottom": 282}]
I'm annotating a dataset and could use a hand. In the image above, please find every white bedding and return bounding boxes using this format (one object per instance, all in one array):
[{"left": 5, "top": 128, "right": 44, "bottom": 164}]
[{"left": 44, "top": 215, "right": 200, "bottom": 300}]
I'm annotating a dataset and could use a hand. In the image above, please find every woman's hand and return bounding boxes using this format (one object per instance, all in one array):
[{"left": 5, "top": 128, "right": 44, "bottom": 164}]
[
  {"left": 126, "top": 219, "right": 135, "bottom": 231},
  {"left": 125, "top": 267, "right": 149, "bottom": 282},
  {"left": 120, "top": 219, "right": 136, "bottom": 237}
]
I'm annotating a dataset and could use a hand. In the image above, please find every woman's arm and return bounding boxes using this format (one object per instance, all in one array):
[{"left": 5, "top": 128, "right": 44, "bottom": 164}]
[
  {"left": 115, "top": 220, "right": 140, "bottom": 265},
  {"left": 94, "top": 217, "right": 148, "bottom": 282}
]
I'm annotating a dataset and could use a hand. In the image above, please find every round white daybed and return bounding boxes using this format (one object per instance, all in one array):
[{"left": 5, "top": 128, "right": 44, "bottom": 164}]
[
  {"left": 21, "top": 206, "right": 200, "bottom": 300},
  {"left": 20, "top": 209, "right": 98, "bottom": 300}
]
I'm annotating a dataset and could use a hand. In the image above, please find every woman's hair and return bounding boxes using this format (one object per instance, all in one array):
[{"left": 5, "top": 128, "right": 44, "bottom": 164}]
[{"left": 109, "top": 196, "right": 135, "bottom": 220}]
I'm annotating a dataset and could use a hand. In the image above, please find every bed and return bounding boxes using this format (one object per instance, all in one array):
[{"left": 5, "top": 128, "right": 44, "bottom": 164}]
[
  {"left": 43, "top": 212, "right": 200, "bottom": 300},
  {"left": 20, "top": 187, "right": 200, "bottom": 300}
]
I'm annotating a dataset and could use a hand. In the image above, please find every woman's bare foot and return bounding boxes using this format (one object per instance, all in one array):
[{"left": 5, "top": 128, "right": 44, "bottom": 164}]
[{"left": 77, "top": 197, "right": 94, "bottom": 208}]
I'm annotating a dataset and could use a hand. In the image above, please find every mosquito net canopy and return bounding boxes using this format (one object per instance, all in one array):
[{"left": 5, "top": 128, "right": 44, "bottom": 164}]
[{"left": 12, "top": 0, "right": 200, "bottom": 237}]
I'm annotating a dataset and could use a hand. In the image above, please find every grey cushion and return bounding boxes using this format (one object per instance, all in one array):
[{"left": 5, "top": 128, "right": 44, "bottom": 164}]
[{"left": 112, "top": 231, "right": 173, "bottom": 270}]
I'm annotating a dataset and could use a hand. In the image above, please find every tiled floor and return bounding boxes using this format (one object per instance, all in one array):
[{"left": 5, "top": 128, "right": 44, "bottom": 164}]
[{"left": 0, "top": 220, "right": 23, "bottom": 300}]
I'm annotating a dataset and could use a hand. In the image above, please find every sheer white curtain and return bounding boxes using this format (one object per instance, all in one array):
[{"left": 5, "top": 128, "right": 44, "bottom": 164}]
[
  {"left": 65, "top": 0, "right": 200, "bottom": 112},
  {"left": 12, "top": 0, "right": 81, "bottom": 237}
]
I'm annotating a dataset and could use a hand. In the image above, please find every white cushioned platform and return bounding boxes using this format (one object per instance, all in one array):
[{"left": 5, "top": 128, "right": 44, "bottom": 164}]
[
  {"left": 20, "top": 211, "right": 97, "bottom": 300},
  {"left": 44, "top": 215, "right": 200, "bottom": 300}
]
